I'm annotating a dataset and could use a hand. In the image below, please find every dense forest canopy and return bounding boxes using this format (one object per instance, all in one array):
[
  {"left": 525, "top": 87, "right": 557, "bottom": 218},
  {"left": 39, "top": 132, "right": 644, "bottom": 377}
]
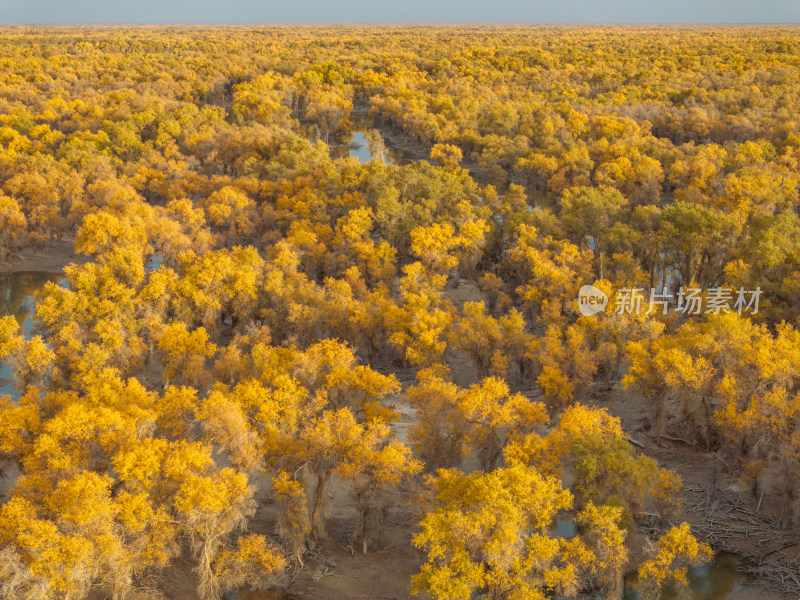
[{"left": 0, "top": 25, "right": 799, "bottom": 600}]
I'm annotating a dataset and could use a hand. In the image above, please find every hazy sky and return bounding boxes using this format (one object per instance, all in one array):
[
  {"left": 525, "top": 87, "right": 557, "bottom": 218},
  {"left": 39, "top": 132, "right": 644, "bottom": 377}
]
[{"left": 2, "top": 0, "right": 799, "bottom": 24}]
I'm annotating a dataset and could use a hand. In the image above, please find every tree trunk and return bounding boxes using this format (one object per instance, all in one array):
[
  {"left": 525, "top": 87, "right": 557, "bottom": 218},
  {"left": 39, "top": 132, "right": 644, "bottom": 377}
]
[
  {"left": 599, "top": 248, "right": 604, "bottom": 281},
  {"left": 653, "top": 389, "right": 666, "bottom": 442},
  {"left": 112, "top": 574, "right": 131, "bottom": 600},
  {"left": 362, "top": 509, "right": 370, "bottom": 555},
  {"left": 310, "top": 470, "right": 330, "bottom": 543},
  {"left": 608, "top": 569, "right": 624, "bottom": 600}
]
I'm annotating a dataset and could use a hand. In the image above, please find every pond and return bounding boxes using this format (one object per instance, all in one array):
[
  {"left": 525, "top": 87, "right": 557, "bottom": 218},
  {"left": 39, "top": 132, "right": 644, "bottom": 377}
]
[
  {"left": 222, "top": 553, "right": 744, "bottom": 600},
  {"left": 146, "top": 252, "right": 164, "bottom": 272},
  {"left": 553, "top": 517, "right": 578, "bottom": 538},
  {"left": 0, "top": 271, "right": 64, "bottom": 401},
  {"left": 0, "top": 255, "right": 162, "bottom": 401},
  {"left": 552, "top": 518, "right": 745, "bottom": 600},
  {"left": 624, "top": 552, "right": 744, "bottom": 600},
  {"left": 326, "top": 110, "right": 421, "bottom": 165},
  {"left": 330, "top": 128, "right": 419, "bottom": 165}
]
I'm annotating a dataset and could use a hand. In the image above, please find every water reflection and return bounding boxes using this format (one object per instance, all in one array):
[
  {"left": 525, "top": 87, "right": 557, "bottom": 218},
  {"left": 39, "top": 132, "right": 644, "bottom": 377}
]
[
  {"left": 321, "top": 109, "right": 420, "bottom": 166},
  {"left": 553, "top": 518, "right": 743, "bottom": 600},
  {"left": 553, "top": 517, "right": 578, "bottom": 538},
  {"left": 683, "top": 553, "right": 744, "bottom": 600},
  {"left": 330, "top": 128, "right": 418, "bottom": 166},
  {"left": 624, "top": 552, "right": 744, "bottom": 600},
  {"left": 0, "top": 271, "right": 64, "bottom": 400},
  {"left": 146, "top": 252, "right": 164, "bottom": 272}
]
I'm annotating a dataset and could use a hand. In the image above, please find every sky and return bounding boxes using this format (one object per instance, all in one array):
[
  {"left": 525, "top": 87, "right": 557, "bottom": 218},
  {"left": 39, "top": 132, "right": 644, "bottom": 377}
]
[{"left": 1, "top": 0, "right": 799, "bottom": 24}]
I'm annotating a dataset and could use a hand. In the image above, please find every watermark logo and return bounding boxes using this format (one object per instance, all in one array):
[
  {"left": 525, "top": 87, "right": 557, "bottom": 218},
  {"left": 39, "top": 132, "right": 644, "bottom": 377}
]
[
  {"left": 578, "top": 284, "right": 609, "bottom": 316},
  {"left": 577, "top": 285, "right": 762, "bottom": 317}
]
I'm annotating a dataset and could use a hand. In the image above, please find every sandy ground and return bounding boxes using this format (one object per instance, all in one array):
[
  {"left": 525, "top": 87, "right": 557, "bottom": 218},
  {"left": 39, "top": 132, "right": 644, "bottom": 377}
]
[{"left": 0, "top": 240, "right": 90, "bottom": 274}]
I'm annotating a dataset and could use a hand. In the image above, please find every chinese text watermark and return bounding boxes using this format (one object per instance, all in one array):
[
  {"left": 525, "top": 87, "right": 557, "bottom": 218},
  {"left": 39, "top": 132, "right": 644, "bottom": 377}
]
[{"left": 578, "top": 286, "right": 761, "bottom": 317}]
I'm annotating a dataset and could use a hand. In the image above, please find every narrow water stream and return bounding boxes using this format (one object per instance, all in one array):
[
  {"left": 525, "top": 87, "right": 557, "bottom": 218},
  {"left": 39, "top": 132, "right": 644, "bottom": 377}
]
[
  {"left": 0, "top": 256, "right": 163, "bottom": 401},
  {"left": 0, "top": 271, "right": 64, "bottom": 400}
]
